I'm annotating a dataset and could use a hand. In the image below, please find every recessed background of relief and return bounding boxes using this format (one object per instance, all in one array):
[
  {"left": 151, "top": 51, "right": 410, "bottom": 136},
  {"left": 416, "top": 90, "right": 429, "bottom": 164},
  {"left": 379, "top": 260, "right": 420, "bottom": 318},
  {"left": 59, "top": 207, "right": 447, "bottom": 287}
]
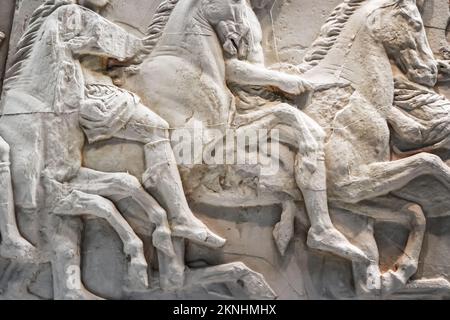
[{"left": 0, "top": 0, "right": 450, "bottom": 300}]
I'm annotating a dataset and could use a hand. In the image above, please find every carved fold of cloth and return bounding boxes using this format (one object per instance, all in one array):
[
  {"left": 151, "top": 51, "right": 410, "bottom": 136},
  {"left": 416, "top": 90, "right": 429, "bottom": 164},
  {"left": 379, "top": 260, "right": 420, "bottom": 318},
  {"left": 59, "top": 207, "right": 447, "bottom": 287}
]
[
  {"left": 392, "top": 76, "right": 450, "bottom": 152},
  {"left": 80, "top": 84, "right": 139, "bottom": 144}
]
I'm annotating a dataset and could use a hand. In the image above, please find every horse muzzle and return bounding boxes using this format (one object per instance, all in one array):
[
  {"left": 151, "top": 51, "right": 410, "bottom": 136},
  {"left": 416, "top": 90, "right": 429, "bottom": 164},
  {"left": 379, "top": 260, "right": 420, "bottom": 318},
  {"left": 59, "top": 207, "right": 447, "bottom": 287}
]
[{"left": 406, "top": 64, "right": 438, "bottom": 88}]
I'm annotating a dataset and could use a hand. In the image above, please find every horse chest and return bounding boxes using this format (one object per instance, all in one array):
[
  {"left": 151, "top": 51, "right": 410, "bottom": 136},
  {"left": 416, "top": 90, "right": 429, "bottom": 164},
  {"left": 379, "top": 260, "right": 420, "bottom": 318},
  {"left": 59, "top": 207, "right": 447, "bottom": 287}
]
[
  {"left": 332, "top": 100, "right": 391, "bottom": 162},
  {"left": 138, "top": 56, "right": 232, "bottom": 128},
  {"left": 44, "top": 115, "right": 84, "bottom": 178},
  {"left": 308, "top": 89, "right": 391, "bottom": 164}
]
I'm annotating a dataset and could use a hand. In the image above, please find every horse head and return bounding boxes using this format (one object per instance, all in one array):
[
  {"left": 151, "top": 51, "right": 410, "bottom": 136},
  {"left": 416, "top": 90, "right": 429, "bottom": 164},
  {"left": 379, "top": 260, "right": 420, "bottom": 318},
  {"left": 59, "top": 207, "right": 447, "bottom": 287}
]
[
  {"left": 60, "top": 4, "right": 142, "bottom": 63},
  {"left": 3, "top": 1, "right": 142, "bottom": 103},
  {"left": 201, "top": 0, "right": 251, "bottom": 59},
  {"left": 368, "top": 0, "right": 437, "bottom": 87}
]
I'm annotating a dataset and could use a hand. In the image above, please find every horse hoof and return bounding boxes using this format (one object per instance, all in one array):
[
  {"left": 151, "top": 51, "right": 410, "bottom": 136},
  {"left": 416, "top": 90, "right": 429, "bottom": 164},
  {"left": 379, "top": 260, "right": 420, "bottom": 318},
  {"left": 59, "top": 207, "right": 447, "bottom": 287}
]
[
  {"left": 172, "top": 225, "right": 226, "bottom": 249},
  {"left": 381, "top": 270, "right": 407, "bottom": 297},
  {"left": 125, "top": 257, "right": 149, "bottom": 291},
  {"left": 160, "top": 265, "right": 186, "bottom": 291},
  {"left": 62, "top": 288, "right": 104, "bottom": 300},
  {"left": 272, "top": 221, "right": 293, "bottom": 256},
  {"left": 307, "top": 227, "right": 369, "bottom": 263},
  {"left": 240, "top": 271, "right": 277, "bottom": 300}
]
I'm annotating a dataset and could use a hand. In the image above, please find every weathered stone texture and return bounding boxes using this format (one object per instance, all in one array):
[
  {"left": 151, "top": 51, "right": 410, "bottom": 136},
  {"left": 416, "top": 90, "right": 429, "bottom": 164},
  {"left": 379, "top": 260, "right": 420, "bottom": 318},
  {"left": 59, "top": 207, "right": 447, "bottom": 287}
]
[{"left": 0, "top": 0, "right": 450, "bottom": 300}]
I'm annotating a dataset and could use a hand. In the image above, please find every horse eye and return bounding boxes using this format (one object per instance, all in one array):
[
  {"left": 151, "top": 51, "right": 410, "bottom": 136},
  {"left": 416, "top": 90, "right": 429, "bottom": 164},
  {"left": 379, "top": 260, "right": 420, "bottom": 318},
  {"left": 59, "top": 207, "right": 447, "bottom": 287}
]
[{"left": 409, "top": 19, "right": 423, "bottom": 31}]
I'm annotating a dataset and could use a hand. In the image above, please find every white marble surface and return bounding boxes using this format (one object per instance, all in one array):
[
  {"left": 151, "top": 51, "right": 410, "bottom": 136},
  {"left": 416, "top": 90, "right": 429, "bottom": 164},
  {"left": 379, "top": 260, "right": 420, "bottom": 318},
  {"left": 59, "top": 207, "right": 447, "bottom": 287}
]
[{"left": 0, "top": 0, "right": 449, "bottom": 300}]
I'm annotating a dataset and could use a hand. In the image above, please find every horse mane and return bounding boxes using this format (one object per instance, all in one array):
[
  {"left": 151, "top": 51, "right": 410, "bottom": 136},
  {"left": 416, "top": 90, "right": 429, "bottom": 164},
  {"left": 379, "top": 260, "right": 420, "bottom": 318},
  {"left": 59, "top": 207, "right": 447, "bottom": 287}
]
[
  {"left": 299, "top": 0, "right": 366, "bottom": 72},
  {"left": 3, "top": 0, "right": 74, "bottom": 90},
  {"left": 141, "top": 0, "right": 180, "bottom": 56}
]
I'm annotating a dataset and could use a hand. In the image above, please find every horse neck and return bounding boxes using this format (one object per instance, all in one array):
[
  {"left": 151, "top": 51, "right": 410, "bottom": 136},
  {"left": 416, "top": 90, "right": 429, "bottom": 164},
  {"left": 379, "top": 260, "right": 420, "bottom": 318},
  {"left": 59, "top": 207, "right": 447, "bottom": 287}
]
[
  {"left": 150, "top": 0, "right": 221, "bottom": 61},
  {"left": 161, "top": 0, "right": 202, "bottom": 32},
  {"left": 14, "top": 19, "right": 85, "bottom": 111},
  {"left": 305, "top": 4, "right": 394, "bottom": 108}
]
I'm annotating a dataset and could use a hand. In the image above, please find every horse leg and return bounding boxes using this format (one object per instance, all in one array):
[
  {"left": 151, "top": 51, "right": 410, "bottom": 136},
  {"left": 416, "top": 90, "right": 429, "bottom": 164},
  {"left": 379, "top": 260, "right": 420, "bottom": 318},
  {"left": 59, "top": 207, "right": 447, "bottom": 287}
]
[
  {"left": 273, "top": 200, "right": 296, "bottom": 256},
  {"left": 50, "top": 216, "right": 102, "bottom": 300},
  {"left": 335, "top": 196, "right": 426, "bottom": 296},
  {"left": 331, "top": 153, "right": 450, "bottom": 205},
  {"left": 156, "top": 238, "right": 186, "bottom": 291},
  {"left": 235, "top": 112, "right": 368, "bottom": 262},
  {"left": 67, "top": 168, "right": 188, "bottom": 289},
  {"left": 0, "top": 137, "right": 36, "bottom": 261},
  {"left": 347, "top": 219, "right": 382, "bottom": 299},
  {"left": 353, "top": 257, "right": 383, "bottom": 299},
  {"left": 68, "top": 167, "right": 174, "bottom": 257},
  {"left": 184, "top": 261, "right": 277, "bottom": 300},
  {"left": 112, "top": 104, "right": 226, "bottom": 248},
  {"left": 233, "top": 103, "right": 323, "bottom": 161},
  {"left": 0, "top": 262, "right": 41, "bottom": 299},
  {"left": 52, "top": 190, "right": 149, "bottom": 291},
  {"left": 381, "top": 203, "right": 426, "bottom": 297}
]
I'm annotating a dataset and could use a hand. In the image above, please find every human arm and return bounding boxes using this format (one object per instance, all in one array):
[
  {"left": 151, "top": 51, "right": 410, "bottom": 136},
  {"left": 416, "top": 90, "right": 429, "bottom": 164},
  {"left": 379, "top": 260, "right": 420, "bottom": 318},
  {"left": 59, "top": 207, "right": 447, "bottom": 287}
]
[{"left": 225, "top": 58, "right": 313, "bottom": 95}]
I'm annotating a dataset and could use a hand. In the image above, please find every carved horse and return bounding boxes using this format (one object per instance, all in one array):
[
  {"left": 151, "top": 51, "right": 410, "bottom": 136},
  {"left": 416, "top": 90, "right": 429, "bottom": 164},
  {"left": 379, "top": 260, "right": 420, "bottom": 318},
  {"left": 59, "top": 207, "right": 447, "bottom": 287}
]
[
  {"left": 0, "top": 0, "right": 173, "bottom": 299},
  {"left": 296, "top": 0, "right": 450, "bottom": 297},
  {"left": 117, "top": 0, "right": 450, "bottom": 297},
  {"left": 0, "top": 1, "right": 275, "bottom": 300}
]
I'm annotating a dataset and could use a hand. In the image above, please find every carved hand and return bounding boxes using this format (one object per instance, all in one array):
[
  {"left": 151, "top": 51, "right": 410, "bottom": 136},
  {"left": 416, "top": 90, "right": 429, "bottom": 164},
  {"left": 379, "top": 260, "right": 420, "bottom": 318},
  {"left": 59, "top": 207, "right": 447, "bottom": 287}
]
[{"left": 277, "top": 74, "right": 314, "bottom": 96}]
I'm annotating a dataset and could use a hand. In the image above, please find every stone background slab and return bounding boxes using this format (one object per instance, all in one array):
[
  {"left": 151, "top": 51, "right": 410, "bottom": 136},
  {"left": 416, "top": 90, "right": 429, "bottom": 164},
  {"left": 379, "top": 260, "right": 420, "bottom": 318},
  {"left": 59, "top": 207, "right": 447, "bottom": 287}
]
[{"left": 1, "top": 0, "right": 450, "bottom": 300}]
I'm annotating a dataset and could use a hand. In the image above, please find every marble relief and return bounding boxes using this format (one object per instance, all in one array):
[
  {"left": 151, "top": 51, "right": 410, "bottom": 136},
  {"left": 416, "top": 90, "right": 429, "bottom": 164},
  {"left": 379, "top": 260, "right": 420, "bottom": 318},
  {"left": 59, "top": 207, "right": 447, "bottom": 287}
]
[{"left": 0, "top": 0, "right": 449, "bottom": 300}]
